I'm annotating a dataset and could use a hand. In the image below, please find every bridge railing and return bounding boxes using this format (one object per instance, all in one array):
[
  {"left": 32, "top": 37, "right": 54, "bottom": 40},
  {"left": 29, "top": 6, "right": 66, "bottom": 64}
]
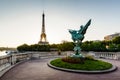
[
  {"left": 0, "top": 51, "right": 67, "bottom": 72},
  {"left": 93, "top": 52, "right": 120, "bottom": 60},
  {"left": 0, "top": 51, "right": 120, "bottom": 74},
  {"left": 0, "top": 53, "right": 30, "bottom": 72},
  {"left": 0, "top": 55, "right": 11, "bottom": 73}
]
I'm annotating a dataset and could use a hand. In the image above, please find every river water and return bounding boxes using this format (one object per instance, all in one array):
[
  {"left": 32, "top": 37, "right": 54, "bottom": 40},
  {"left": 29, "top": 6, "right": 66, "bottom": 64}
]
[{"left": 0, "top": 51, "right": 7, "bottom": 56}]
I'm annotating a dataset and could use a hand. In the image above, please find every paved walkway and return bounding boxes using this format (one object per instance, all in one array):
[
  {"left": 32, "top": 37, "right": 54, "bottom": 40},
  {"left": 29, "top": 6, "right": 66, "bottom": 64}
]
[{"left": 0, "top": 58, "right": 120, "bottom": 80}]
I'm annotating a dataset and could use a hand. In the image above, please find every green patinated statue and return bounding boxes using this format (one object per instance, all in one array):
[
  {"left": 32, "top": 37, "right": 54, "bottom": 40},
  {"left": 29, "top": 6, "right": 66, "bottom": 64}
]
[{"left": 69, "top": 19, "right": 91, "bottom": 57}]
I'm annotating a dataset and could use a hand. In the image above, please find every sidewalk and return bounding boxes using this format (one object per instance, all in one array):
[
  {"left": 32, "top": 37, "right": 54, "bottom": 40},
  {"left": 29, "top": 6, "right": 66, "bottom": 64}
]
[{"left": 0, "top": 58, "right": 120, "bottom": 80}]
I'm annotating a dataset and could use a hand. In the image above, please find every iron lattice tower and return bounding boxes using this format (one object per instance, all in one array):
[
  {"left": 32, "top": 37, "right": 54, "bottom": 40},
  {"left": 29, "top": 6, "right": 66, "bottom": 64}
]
[{"left": 38, "top": 12, "right": 49, "bottom": 45}]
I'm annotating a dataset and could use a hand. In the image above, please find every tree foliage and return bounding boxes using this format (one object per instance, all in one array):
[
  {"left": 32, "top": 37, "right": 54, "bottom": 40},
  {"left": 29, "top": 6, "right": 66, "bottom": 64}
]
[
  {"left": 17, "top": 44, "right": 50, "bottom": 52},
  {"left": 17, "top": 37, "right": 120, "bottom": 52},
  {"left": 57, "top": 42, "right": 74, "bottom": 51},
  {"left": 112, "top": 36, "right": 120, "bottom": 44}
]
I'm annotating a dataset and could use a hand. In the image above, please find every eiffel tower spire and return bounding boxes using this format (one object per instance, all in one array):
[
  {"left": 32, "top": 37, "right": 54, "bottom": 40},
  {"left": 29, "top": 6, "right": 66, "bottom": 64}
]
[
  {"left": 42, "top": 12, "right": 45, "bottom": 33},
  {"left": 38, "top": 12, "right": 49, "bottom": 45}
]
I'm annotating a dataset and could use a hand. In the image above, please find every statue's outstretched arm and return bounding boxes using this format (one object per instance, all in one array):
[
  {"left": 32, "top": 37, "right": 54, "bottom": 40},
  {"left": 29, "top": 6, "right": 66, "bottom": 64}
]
[{"left": 81, "top": 19, "right": 91, "bottom": 35}]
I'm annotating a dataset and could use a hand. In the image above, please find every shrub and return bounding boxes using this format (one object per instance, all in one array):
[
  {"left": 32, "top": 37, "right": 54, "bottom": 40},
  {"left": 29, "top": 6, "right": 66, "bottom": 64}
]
[{"left": 62, "top": 56, "right": 84, "bottom": 64}]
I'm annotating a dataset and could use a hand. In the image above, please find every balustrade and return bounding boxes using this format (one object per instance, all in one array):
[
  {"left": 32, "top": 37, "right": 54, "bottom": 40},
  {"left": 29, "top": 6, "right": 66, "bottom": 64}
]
[
  {"left": 0, "top": 53, "right": 29, "bottom": 72},
  {"left": 94, "top": 52, "right": 120, "bottom": 60},
  {"left": 0, "top": 51, "right": 120, "bottom": 74}
]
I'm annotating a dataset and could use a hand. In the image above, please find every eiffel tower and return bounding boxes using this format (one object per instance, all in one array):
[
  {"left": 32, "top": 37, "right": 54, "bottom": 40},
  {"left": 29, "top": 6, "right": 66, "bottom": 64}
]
[{"left": 38, "top": 12, "right": 49, "bottom": 45}]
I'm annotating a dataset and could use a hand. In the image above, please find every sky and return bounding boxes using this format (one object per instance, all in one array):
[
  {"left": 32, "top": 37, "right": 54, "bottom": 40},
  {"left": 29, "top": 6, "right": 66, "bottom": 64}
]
[{"left": 0, "top": 0, "right": 120, "bottom": 47}]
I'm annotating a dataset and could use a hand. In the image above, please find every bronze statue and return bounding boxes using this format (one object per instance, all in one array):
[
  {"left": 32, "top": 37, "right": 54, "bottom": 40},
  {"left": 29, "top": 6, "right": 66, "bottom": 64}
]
[
  {"left": 69, "top": 19, "right": 91, "bottom": 57},
  {"left": 69, "top": 19, "right": 91, "bottom": 42}
]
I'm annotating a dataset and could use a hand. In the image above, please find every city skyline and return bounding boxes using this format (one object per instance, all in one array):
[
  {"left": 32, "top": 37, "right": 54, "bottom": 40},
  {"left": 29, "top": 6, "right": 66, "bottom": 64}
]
[{"left": 0, "top": 0, "right": 120, "bottom": 47}]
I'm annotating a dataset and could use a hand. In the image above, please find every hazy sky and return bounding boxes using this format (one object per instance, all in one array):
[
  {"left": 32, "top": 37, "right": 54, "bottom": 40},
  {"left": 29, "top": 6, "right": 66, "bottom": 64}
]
[{"left": 0, "top": 0, "right": 120, "bottom": 47}]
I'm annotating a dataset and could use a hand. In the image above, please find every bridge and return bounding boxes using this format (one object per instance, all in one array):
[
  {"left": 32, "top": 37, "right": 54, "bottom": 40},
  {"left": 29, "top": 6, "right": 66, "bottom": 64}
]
[{"left": 0, "top": 51, "right": 120, "bottom": 80}]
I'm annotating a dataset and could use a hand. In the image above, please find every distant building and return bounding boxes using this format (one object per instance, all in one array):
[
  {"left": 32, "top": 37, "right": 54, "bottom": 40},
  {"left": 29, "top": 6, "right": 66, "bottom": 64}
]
[
  {"left": 104, "top": 33, "right": 120, "bottom": 41},
  {"left": 92, "top": 40, "right": 101, "bottom": 42}
]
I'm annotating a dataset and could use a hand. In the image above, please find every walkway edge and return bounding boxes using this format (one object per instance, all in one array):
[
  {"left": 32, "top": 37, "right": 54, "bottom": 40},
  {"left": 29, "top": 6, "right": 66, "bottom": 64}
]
[
  {"left": 47, "top": 60, "right": 117, "bottom": 74},
  {"left": 0, "top": 60, "right": 28, "bottom": 78}
]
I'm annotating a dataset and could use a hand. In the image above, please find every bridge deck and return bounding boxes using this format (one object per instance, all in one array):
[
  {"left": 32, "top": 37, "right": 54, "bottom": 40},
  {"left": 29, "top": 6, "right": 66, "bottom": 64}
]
[{"left": 0, "top": 58, "right": 120, "bottom": 80}]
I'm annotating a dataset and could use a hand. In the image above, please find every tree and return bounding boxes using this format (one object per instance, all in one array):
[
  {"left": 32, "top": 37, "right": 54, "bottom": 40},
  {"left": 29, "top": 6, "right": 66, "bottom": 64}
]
[
  {"left": 81, "top": 41, "right": 107, "bottom": 52},
  {"left": 17, "top": 44, "right": 50, "bottom": 52},
  {"left": 57, "top": 42, "right": 74, "bottom": 51},
  {"left": 112, "top": 36, "right": 120, "bottom": 44},
  {"left": 50, "top": 44, "right": 58, "bottom": 51},
  {"left": 107, "top": 44, "right": 118, "bottom": 52},
  {"left": 117, "top": 44, "right": 120, "bottom": 51},
  {"left": 17, "top": 44, "right": 30, "bottom": 52},
  {"left": 81, "top": 41, "right": 92, "bottom": 51}
]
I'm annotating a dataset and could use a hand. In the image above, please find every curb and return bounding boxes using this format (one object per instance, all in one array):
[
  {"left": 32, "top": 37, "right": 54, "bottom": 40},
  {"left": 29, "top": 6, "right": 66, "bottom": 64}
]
[{"left": 47, "top": 60, "right": 117, "bottom": 74}]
